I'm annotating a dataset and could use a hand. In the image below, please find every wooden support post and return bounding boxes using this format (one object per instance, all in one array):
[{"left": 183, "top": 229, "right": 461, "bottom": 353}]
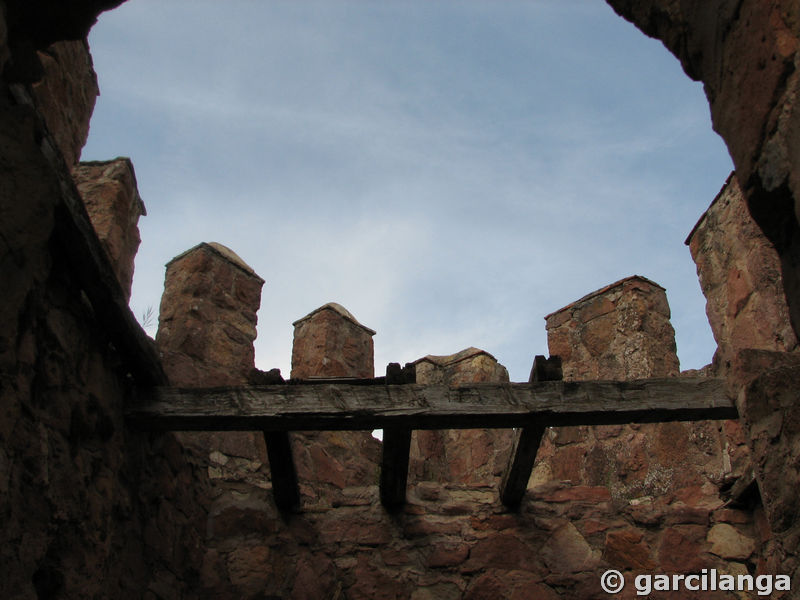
[
  {"left": 263, "top": 431, "right": 300, "bottom": 511},
  {"left": 500, "top": 355, "right": 562, "bottom": 508},
  {"left": 380, "top": 363, "right": 415, "bottom": 509},
  {"left": 380, "top": 427, "right": 412, "bottom": 509}
]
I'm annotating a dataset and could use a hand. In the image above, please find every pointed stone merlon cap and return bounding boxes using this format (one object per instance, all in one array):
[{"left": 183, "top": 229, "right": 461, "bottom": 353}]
[
  {"left": 413, "top": 347, "right": 509, "bottom": 385},
  {"left": 292, "top": 302, "right": 376, "bottom": 335},
  {"left": 684, "top": 171, "right": 736, "bottom": 246},
  {"left": 544, "top": 275, "right": 666, "bottom": 323},
  {"left": 290, "top": 302, "right": 376, "bottom": 379},
  {"left": 165, "top": 241, "right": 265, "bottom": 283},
  {"left": 544, "top": 274, "right": 678, "bottom": 380},
  {"left": 413, "top": 346, "right": 495, "bottom": 368}
]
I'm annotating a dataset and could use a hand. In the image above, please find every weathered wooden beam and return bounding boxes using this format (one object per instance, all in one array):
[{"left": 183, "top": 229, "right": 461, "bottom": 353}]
[
  {"left": 379, "top": 362, "right": 416, "bottom": 509},
  {"left": 127, "top": 377, "right": 735, "bottom": 432},
  {"left": 263, "top": 431, "right": 300, "bottom": 511},
  {"left": 500, "top": 423, "right": 548, "bottom": 507},
  {"left": 500, "top": 355, "right": 562, "bottom": 508},
  {"left": 380, "top": 427, "right": 412, "bottom": 509}
]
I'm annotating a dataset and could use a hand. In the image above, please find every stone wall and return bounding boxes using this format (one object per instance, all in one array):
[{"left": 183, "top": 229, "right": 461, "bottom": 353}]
[
  {"left": 72, "top": 157, "right": 145, "bottom": 301},
  {"left": 410, "top": 348, "right": 513, "bottom": 486},
  {"left": 535, "top": 276, "right": 747, "bottom": 503},
  {"left": 545, "top": 276, "right": 679, "bottom": 381},
  {"left": 607, "top": 0, "right": 800, "bottom": 354},
  {"left": 30, "top": 39, "right": 97, "bottom": 168},
  {"left": 4, "top": 1, "right": 800, "bottom": 597},
  {"left": 0, "top": 14, "right": 208, "bottom": 598},
  {"left": 149, "top": 262, "right": 767, "bottom": 598},
  {"left": 156, "top": 242, "right": 264, "bottom": 387},
  {"left": 527, "top": 275, "right": 764, "bottom": 592},
  {"left": 733, "top": 350, "right": 800, "bottom": 589},
  {"left": 688, "top": 172, "right": 799, "bottom": 375},
  {"left": 290, "top": 302, "right": 376, "bottom": 380}
]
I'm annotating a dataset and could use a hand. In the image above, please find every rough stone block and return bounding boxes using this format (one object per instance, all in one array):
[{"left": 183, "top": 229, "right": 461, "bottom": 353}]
[
  {"left": 290, "top": 302, "right": 375, "bottom": 379},
  {"left": 72, "top": 158, "right": 145, "bottom": 301},
  {"left": 687, "top": 173, "right": 798, "bottom": 375},
  {"left": 156, "top": 242, "right": 263, "bottom": 386},
  {"left": 31, "top": 40, "right": 98, "bottom": 167}
]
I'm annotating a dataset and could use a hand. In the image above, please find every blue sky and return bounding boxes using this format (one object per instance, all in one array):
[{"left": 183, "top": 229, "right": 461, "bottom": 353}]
[{"left": 83, "top": 1, "right": 734, "bottom": 381}]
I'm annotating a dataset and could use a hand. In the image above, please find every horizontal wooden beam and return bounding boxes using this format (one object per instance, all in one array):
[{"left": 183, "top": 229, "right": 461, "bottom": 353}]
[{"left": 127, "top": 377, "right": 735, "bottom": 432}]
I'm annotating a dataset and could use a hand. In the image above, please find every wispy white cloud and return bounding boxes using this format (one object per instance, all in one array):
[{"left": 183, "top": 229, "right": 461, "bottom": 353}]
[{"left": 88, "top": 0, "right": 731, "bottom": 381}]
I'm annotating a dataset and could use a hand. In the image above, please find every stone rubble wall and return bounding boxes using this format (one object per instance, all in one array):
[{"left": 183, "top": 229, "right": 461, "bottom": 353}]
[
  {"left": 530, "top": 276, "right": 766, "bottom": 590},
  {"left": 537, "top": 276, "right": 748, "bottom": 501},
  {"left": 688, "top": 173, "right": 799, "bottom": 375},
  {"left": 410, "top": 348, "right": 513, "bottom": 486},
  {"left": 152, "top": 256, "right": 766, "bottom": 598},
  {"left": 0, "top": 13, "right": 209, "bottom": 599},
  {"left": 545, "top": 276, "right": 679, "bottom": 381},
  {"left": 3, "top": 0, "right": 800, "bottom": 597},
  {"left": 156, "top": 242, "right": 264, "bottom": 387},
  {"left": 72, "top": 157, "right": 145, "bottom": 301},
  {"left": 30, "top": 39, "right": 97, "bottom": 168},
  {"left": 732, "top": 350, "right": 800, "bottom": 589},
  {"left": 687, "top": 172, "right": 800, "bottom": 584}
]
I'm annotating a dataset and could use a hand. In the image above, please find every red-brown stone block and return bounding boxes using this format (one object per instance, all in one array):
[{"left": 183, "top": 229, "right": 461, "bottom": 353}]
[
  {"left": 156, "top": 242, "right": 263, "bottom": 386},
  {"left": 535, "top": 276, "right": 733, "bottom": 504},
  {"left": 545, "top": 275, "right": 679, "bottom": 381},
  {"left": 31, "top": 40, "right": 98, "bottom": 167},
  {"left": 409, "top": 348, "right": 512, "bottom": 486},
  {"left": 687, "top": 173, "right": 798, "bottom": 375},
  {"left": 291, "top": 302, "right": 375, "bottom": 379},
  {"left": 72, "top": 158, "right": 145, "bottom": 301}
]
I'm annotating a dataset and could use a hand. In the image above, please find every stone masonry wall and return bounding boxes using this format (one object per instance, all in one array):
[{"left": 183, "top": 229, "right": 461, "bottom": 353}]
[
  {"left": 545, "top": 276, "right": 679, "bottom": 381},
  {"left": 30, "top": 39, "right": 97, "bottom": 168},
  {"left": 537, "top": 276, "right": 747, "bottom": 501},
  {"left": 288, "top": 303, "right": 382, "bottom": 505},
  {"left": 290, "top": 302, "right": 376, "bottom": 380},
  {"left": 5, "top": 1, "right": 800, "bottom": 597},
  {"left": 688, "top": 172, "right": 799, "bottom": 375},
  {"left": 0, "top": 19, "right": 208, "bottom": 598},
  {"left": 156, "top": 242, "right": 264, "bottom": 387},
  {"left": 528, "top": 277, "right": 766, "bottom": 593},
  {"left": 72, "top": 157, "right": 145, "bottom": 301},
  {"left": 410, "top": 348, "right": 512, "bottom": 486},
  {"left": 150, "top": 259, "right": 768, "bottom": 598}
]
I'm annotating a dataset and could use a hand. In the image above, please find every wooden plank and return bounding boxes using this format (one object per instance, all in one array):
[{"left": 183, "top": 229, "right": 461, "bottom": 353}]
[
  {"left": 379, "top": 362, "right": 416, "bottom": 509},
  {"left": 500, "top": 355, "right": 562, "bottom": 507},
  {"left": 127, "top": 377, "right": 736, "bottom": 432},
  {"left": 263, "top": 431, "right": 300, "bottom": 511}
]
